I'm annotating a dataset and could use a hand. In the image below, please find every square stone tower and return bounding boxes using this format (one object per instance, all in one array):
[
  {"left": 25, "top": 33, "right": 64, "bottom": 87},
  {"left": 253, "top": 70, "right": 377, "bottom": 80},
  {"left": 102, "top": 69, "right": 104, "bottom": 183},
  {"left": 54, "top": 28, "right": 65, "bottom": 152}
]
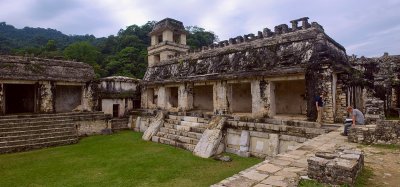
[{"left": 147, "top": 18, "right": 190, "bottom": 67}]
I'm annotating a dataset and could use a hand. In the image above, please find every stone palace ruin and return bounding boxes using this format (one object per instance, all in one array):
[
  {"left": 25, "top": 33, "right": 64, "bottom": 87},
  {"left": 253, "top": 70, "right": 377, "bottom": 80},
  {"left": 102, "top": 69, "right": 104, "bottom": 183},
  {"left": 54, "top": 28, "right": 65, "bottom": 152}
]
[{"left": 0, "top": 17, "right": 399, "bottom": 186}]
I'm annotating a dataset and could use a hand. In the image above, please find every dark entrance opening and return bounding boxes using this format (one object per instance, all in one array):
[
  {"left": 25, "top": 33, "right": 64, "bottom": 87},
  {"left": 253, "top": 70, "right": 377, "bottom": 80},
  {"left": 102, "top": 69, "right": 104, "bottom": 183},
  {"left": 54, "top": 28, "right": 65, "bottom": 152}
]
[
  {"left": 5, "top": 84, "right": 35, "bottom": 114},
  {"left": 113, "top": 104, "right": 120, "bottom": 118},
  {"left": 193, "top": 85, "right": 213, "bottom": 111},
  {"left": 55, "top": 85, "right": 82, "bottom": 112}
]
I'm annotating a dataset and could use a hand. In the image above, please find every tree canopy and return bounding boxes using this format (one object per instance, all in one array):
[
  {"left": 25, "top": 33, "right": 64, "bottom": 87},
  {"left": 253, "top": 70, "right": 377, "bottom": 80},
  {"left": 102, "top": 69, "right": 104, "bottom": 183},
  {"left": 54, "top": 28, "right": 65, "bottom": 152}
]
[{"left": 0, "top": 21, "right": 218, "bottom": 79}]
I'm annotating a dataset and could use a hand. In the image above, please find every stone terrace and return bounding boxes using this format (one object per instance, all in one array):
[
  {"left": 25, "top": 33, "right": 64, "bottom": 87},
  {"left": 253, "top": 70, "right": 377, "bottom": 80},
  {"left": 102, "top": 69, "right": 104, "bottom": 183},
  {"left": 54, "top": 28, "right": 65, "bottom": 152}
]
[{"left": 212, "top": 127, "right": 357, "bottom": 187}]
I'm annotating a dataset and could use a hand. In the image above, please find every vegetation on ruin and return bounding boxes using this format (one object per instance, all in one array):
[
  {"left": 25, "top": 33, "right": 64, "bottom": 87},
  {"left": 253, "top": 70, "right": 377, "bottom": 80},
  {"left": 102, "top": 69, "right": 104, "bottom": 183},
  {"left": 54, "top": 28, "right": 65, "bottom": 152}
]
[
  {"left": 0, "top": 131, "right": 260, "bottom": 187},
  {"left": 0, "top": 22, "right": 218, "bottom": 78}
]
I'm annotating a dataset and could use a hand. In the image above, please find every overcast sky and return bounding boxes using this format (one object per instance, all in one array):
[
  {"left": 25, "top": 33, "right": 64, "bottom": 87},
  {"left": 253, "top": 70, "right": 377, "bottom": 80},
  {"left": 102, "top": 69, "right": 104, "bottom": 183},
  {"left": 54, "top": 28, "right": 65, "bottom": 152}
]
[{"left": 0, "top": 0, "right": 399, "bottom": 57}]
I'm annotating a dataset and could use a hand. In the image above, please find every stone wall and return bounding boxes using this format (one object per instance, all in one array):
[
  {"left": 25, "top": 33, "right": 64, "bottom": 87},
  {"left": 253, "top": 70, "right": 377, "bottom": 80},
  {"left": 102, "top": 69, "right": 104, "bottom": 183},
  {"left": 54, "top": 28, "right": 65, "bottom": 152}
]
[
  {"left": 76, "top": 119, "right": 109, "bottom": 136},
  {"left": 225, "top": 128, "right": 307, "bottom": 158},
  {"left": 308, "top": 148, "right": 364, "bottom": 186},
  {"left": 348, "top": 120, "right": 400, "bottom": 144}
]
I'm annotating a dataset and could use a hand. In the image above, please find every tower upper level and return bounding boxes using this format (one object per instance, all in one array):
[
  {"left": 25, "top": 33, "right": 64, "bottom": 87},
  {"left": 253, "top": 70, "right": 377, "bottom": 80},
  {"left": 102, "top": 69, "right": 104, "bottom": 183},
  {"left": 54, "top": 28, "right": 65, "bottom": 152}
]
[{"left": 147, "top": 18, "right": 189, "bottom": 67}]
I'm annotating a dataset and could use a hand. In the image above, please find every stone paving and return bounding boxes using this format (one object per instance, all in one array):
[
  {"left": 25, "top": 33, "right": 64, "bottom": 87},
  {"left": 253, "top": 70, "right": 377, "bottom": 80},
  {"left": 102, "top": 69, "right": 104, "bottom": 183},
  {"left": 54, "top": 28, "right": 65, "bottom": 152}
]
[{"left": 212, "top": 126, "right": 357, "bottom": 187}]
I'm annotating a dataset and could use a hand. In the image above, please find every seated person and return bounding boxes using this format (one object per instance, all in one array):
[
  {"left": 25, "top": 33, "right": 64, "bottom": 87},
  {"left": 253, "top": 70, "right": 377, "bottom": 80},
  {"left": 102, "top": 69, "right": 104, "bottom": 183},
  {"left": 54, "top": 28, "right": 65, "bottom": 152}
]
[{"left": 342, "top": 106, "right": 365, "bottom": 136}]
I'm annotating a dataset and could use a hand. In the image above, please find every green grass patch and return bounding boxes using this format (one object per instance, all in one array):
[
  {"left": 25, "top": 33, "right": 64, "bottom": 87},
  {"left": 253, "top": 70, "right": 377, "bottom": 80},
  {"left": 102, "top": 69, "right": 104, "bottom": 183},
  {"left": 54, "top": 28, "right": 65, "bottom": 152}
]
[
  {"left": 0, "top": 131, "right": 261, "bottom": 187},
  {"left": 370, "top": 144, "right": 400, "bottom": 150},
  {"left": 299, "top": 166, "right": 374, "bottom": 187},
  {"left": 354, "top": 166, "right": 374, "bottom": 187}
]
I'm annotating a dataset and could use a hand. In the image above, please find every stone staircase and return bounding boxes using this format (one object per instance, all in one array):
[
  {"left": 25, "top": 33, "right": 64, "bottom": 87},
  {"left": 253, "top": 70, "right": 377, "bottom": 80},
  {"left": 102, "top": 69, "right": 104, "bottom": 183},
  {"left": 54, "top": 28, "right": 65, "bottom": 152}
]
[
  {"left": 0, "top": 112, "right": 106, "bottom": 154},
  {"left": 151, "top": 115, "right": 209, "bottom": 151},
  {"left": 110, "top": 117, "right": 129, "bottom": 131}
]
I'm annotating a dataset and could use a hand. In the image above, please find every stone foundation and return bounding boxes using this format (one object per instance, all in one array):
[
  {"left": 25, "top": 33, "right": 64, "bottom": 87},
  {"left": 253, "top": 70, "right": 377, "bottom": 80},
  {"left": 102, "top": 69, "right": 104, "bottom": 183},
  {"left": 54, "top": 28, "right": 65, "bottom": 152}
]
[{"left": 307, "top": 148, "right": 364, "bottom": 186}]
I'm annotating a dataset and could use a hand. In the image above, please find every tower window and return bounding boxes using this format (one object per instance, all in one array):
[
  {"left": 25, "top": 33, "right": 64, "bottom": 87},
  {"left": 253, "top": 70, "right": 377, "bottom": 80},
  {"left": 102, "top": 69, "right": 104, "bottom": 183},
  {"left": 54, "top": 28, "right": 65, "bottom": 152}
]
[
  {"left": 173, "top": 34, "right": 181, "bottom": 44},
  {"left": 157, "top": 35, "right": 163, "bottom": 43}
]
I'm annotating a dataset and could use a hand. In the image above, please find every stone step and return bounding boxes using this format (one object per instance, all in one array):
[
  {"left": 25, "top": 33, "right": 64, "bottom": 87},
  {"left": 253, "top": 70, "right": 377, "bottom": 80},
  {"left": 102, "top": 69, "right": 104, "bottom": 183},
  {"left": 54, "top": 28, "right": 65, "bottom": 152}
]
[
  {"left": 190, "top": 126, "right": 206, "bottom": 133},
  {"left": 167, "top": 115, "right": 210, "bottom": 124},
  {"left": 0, "top": 119, "right": 75, "bottom": 128},
  {"left": 0, "top": 126, "right": 75, "bottom": 138},
  {"left": 163, "top": 122, "right": 206, "bottom": 134},
  {"left": 0, "top": 111, "right": 105, "bottom": 120},
  {"left": 0, "top": 134, "right": 77, "bottom": 147},
  {"left": 180, "top": 121, "right": 207, "bottom": 128},
  {"left": 0, "top": 123, "right": 75, "bottom": 133},
  {"left": 0, "top": 130, "right": 76, "bottom": 142},
  {"left": 156, "top": 131, "right": 199, "bottom": 145},
  {"left": 111, "top": 118, "right": 129, "bottom": 131},
  {"left": 0, "top": 138, "right": 78, "bottom": 154},
  {"left": 0, "top": 114, "right": 107, "bottom": 125},
  {"left": 164, "top": 118, "right": 180, "bottom": 125},
  {"left": 159, "top": 127, "right": 203, "bottom": 140},
  {"left": 151, "top": 136, "right": 196, "bottom": 152}
]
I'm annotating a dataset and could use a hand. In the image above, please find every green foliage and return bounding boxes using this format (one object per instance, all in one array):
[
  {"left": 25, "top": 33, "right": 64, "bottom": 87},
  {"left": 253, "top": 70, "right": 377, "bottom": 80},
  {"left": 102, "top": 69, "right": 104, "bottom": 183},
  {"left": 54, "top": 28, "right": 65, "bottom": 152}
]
[
  {"left": 0, "top": 21, "right": 218, "bottom": 79},
  {"left": 0, "top": 131, "right": 261, "bottom": 187},
  {"left": 64, "top": 41, "right": 100, "bottom": 65},
  {"left": 186, "top": 26, "right": 218, "bottom": 49}
]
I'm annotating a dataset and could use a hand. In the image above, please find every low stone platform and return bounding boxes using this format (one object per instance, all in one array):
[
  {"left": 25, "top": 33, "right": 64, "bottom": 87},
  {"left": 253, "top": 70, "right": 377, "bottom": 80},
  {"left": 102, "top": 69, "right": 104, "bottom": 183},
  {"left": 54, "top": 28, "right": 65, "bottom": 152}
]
[
  {"left": 212, "top": 126, "right": 357, "bottom": 187},
  {"left": 348, "top": 120, "right": 400, "bottom": 145},
  {"left": 308, "top": 149, "right": 364, "bottom": 185}
]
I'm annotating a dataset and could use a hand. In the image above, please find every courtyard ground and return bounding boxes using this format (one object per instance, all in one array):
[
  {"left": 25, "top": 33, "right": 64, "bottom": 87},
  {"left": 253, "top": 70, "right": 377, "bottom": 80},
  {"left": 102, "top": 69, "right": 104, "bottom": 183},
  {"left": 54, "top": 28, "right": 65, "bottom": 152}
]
[
  {"left": 0, "top": 131, "right": 261, "bottom": 187},
  {"left": 360, "top": 144, "right": 400, "bottom": 187}
]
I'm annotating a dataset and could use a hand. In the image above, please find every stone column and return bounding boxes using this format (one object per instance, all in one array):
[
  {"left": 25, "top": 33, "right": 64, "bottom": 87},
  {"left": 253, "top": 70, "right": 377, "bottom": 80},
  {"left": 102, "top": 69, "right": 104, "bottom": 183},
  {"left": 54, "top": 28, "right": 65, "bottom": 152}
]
[
  {"left": 321, "top": 65, "right": 334, "bottom": 123},
  {"left": 391, "top": 88, "right": 398, "bottom": 109},
  {"left": 39, "top": 81, "right": 54, "bottom": 113},
  {"left": 178, "top": 83, "right": 193, "bottom": 111},
  {"left": 82, "top": 83, "right": 94, "bottom": 112},
  {"left": 0, "top": 83, "right": 3, "bottom": 115},
  {"left": 335, "top": 78, "right": 348, "bottom": 122},
  {"left": 213, "top": 81, "right": 229, "bottom": 115},
  {"left": 251, "top": 79, "right": 271, "bottom": 118},
  {"left": 157, "top": 86, "right": 167, "bottom": 110}
]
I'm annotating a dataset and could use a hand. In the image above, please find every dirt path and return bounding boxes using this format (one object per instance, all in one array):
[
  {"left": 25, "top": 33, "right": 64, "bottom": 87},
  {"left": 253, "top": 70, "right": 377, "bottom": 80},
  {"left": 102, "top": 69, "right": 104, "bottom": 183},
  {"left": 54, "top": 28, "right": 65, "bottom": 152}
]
[{"left": 361, "top": 145, "right": 400, "bottom": 187}]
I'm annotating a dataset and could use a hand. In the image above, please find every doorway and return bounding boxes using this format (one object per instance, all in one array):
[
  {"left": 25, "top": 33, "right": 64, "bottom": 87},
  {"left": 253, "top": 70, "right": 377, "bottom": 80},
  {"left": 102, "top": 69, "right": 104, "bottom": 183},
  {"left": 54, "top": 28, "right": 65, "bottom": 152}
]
[
  {"left": 113, "top": 104, "right": 120, "bottom": 118},
  {"left": 5, "top": 84, "right": 36, "bottom": 114}
]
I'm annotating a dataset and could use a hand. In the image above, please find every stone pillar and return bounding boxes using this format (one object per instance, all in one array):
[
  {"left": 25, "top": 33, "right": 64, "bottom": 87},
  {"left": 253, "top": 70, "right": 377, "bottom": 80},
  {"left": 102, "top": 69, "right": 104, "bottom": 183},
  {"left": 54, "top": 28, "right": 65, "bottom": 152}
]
[
  {"left": 39, "top": 81, "right": 54, "bottom": 113},
  {"left": 82, "top": 83, "right": 94, "bottom": 112},
  {"left": 0, "top": 83, "right": 3, "bottom": 115},
  {"left": 321, "top": 65, "right": 335, "bottom": 123},
  {"left": 251, "top": 79, "right": 270, "bottom": 118},
  {"left": 157, "top": 86, "right": 167, "bottom": 110},
  {"left": 213, "top": 81, "right": 228, "bottom": 115},
  {"left": 180, "top": 34, "right": 186, "bottom": 45},
  {"left": 391, "top": 88, "right": 398, "bottom": 108},
  {"left": 178, "top": 83, "right": 193, "bottom": 111},
  {"left": 151, "top": 35, "right": 157, "bottom": 45},
  {"left": 269, "top": 134, "right": 280, "bottom": 156},
  {"left": 335, "top": 79, "right": 348, "bottom": 122}
]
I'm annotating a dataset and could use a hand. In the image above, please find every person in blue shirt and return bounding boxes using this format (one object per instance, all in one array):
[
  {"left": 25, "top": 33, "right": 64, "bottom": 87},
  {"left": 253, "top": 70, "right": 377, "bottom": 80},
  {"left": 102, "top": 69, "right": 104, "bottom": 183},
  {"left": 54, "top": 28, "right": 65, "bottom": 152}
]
[{"left": 315, "top": 92, "right": 324, "bottom": 124}]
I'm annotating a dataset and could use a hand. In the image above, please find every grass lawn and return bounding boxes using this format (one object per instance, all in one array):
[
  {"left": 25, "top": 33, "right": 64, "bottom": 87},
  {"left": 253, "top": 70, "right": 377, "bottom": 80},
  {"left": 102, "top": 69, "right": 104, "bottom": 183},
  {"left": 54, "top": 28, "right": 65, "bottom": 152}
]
[{"left": 0, "top": 131, "right": 261, "bottom": 187}]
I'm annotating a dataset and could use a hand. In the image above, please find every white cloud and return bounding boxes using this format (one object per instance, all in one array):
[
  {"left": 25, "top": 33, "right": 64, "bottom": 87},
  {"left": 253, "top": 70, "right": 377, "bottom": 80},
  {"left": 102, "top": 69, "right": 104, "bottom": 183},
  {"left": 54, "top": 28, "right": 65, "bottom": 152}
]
[{"left": 0, "top": 0, "right": 399, "bottom": 56}]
